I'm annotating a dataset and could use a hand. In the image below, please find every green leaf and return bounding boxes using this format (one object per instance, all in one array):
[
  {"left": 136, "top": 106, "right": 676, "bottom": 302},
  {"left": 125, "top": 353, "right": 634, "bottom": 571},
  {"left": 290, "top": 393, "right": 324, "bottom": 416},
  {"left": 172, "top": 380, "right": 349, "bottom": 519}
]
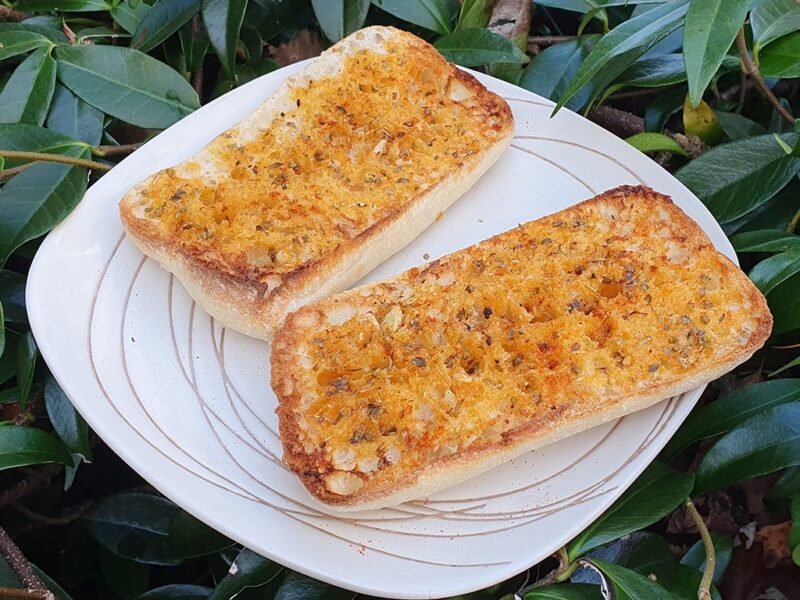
[
  {"left": 644, "top": 86, "right": 685, "bottom": 132},
  {"left": 760, "top": 32, "right": 800, "bottom": 78},
  {"left": 132, "top": 0, "right": 201, "bottom": 53},
  {"left": 769, "top": 466, "right": 800, "bottom": 499},
  {"left": 84, "top": 493, "right": 182, "bottom": 566},
  {"left": 0, "top": 23, "right": 67, "bottom": 44},
  {"left": 434, "top": 28, "right": 527, "bottom": 66},
  {"left": 0, "top": 304, "right": 4, "bottom": 358},
  {"left": 615, "top": 54, "right": 686, "bottom": 88},
  {"left": 456, "top": 0, "right": 492, "bottom": 30},
  {"left": 518, "top": 36, "right": 599, "bottom": 112},
  {"left": 567, "top": 461, "right": 694, "bottom": 561},
  {"left": 0, "top": 123, "right": 87, "bottom": 169},
  {"left": 664, "top": 380, "right": 800, "bottom": 459},
  {"left": 555, "top": 1, "right": 689, "bottom": 113},
  {"left": 0, "top": 161, "right": 87, "bottom": 267},
  {"left": 136, "top": 585, "right": 213, "bottom": 600},
  {"left": 571, "top": 532, "right": 677, "bottom": 588},
  {"left": 77, "top": 26, "right": 133, "bottom": 41},
  {"left": 523, "top": 584, "right": 602, "bottom": 599},
  {"left": 208, "top": 548, "right": 283, "bottom": 600},
  {"left": 46, "top": 84, "right": 104, "bottom": 146},
  {"left": 769, "top": 271, "right": 800, "bottom": 334},
  {"left": 751, "top": 0, "right": 800, "bottom": 56},
  {"left": 179, "top": 22, "right": 210, "bottom": 72},
  {"left": 201, "top": 0, "right": 247, "bottom": 76},
  {"left": 45, "top": 373, "right": 92, "bottom": 462},
  {"left": 19, "top": 0, "right": 107, "bottom": 10},
  {"left": 676, "top": 133, "right": 800, "bottom": 223},
  {"left": 695, "top": 402, "right": 800, "bottom": 493},
  {"left": 535, "top": 0, "right": 669, "bottom": 11},
  {"left": 274, "top": 571, "right": 328, "bottom": 600},
  {"left": 0, "top": 31, "right": 52, "bottom": 61},
  {"left": 580, "top": 559, "right": 674, "bottom": 600},
  {"left": 680, "top": 532, "right": 732, "bottom": 585},
  {"left": 168, "top": 510, "right": 234, "bottom": 559},
  {"left": 15, "top": 331, "right": 36, "bottom": 411},
  {"left": 56, "top": 45, "right": 200, "bottom": 129},
  {"left": 0, "top": 334, "right": 17, "bottom": 386},
  {"left": 626, "top": 132, "right": 688, "bottom": 157},
  {"left": 0, "top": 425, "right": 73, "bottom": 470},
  {"left": 111, "top": 0, "right": 153, "bottom": 35},
  {"left": 311, "top": 0, "right": 370, "bottom": 42},
  {"left": 100, "top": 549, "right": 150, "bottom": 600},
  {"left": 715, "top": 110, "right": 768, "bottom": 140},
  {"left": 750, "top": 250, "right": 800, "bottom": 295},
  {"left": 239, "top": 24, "right": 262, "bottom": 62},
  {"left": 0, "top": 47, "right": 57, "bottom": 126},
  {"left": 371, "top": 0, "right": 457, "bottom": 35},
  {"left": 683, "top": 0, "right": 747, "bottom": 107}
]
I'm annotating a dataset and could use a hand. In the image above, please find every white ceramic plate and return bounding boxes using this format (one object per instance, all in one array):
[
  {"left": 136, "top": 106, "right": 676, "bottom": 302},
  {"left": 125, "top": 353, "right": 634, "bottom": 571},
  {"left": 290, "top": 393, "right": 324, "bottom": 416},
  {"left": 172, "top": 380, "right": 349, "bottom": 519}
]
[{"left": 27, "top": 62, "right": 731, "bottom": 599}]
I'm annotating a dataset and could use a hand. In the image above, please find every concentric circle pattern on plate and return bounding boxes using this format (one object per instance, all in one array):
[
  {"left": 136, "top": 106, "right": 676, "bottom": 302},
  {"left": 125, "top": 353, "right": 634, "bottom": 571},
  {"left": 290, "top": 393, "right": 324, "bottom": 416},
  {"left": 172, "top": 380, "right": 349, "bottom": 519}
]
[{"left": 28, "top": 63, "right": 733, "bottom": 599}]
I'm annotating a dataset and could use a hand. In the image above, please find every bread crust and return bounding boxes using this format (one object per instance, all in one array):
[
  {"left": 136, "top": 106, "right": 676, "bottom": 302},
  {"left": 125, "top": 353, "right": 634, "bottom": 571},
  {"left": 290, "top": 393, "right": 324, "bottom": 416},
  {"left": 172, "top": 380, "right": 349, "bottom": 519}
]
[
  {"left": 272, "top": 186, "right": 772, "bottom": 511},
  {"left": 119, "top": 27, "right": 514, "bottom": 340}
]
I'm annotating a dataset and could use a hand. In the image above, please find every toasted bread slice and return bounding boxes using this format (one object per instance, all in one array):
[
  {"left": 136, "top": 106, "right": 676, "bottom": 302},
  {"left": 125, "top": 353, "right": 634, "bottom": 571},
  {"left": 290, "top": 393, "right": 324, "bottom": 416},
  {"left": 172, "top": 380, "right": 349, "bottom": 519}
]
[
  {"left": 119, "top": 26, "right": 513, "bottom": 340},
  {"left": 272, "top": 186, "right": 772, "bottom": 511}
]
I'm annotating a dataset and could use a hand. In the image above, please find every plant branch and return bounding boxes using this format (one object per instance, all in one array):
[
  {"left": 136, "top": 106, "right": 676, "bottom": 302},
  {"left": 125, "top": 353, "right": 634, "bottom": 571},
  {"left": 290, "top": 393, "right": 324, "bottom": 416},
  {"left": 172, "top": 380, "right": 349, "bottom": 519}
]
[
  {"left": 92, "top": 143, "right": 144, "bottom": 157},
  {"left": 0, "top": 6, "right": 27, "bottom": 21},
  {"left": 0, "top": 151, "right": 111, "bottom": 172},
  {"left": 11, "top": 501, "right": 91, "bottom": 526},
  {"left": 685, "top": 499, "right": 715, "bottom": 600},
  {"left": 0, "top": 589, "right": 51, "bottom": 600},
  {"left": 527, "top": 35, "right": 575, "bottom": 51},
  {"left": 523, "top": 546, "right": 576, "bottom": 589},
  {"left": 0, "top": 527, "right": 50, "bottom": 597},
  {"left": 736, "top": 28, "right": 795, "bottom": 126},
  {"left": 0, "top": 162, "right": 35, "bottom": 180},
  {"left": 0, "top": 466, "right": 60, "bottom": 510}
]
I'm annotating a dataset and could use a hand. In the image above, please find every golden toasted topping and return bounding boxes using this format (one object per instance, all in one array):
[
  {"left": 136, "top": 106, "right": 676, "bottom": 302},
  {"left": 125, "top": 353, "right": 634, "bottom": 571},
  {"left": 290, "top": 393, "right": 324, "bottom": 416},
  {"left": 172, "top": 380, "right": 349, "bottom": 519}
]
[
  {"left": 279, "top": 189, "right": 769, "bottom": 498},
  {"left": 138, "top": 35, "right": 510, "bottom": 281}
]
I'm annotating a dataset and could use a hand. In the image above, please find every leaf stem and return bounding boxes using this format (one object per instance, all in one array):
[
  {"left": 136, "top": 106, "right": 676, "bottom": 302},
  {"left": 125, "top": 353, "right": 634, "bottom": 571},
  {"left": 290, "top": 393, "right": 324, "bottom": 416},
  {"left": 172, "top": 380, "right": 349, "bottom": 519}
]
[
  {"left": 0, "top": 527, "right": 50, "bottom": 597},
  {"left": 11, "top": 501, "right": 90, "bottom": 526},
  {"left": 92, "top": 143, "right": 144, "bottom": 157},
  {"left": 736, "top": 28, "right": 795, "bottom": 127},
  {"left": 685, "top": 498, "right": 715, "bottom": 600},
  {"left": 0, "top": 151, "right": 111, "bottom": 172}
]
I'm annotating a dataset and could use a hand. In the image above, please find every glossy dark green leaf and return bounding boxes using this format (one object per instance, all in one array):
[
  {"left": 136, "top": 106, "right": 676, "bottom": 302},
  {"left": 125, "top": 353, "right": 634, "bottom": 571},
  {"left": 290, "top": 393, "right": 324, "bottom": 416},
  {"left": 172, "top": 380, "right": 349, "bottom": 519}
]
[
  {"left": 680, "top": 532, "right": 732, "bottom": 585},
  {"left": 676, "top": 133, "right": 800, "bottom": 223},
  {"left": 768, "top": 271, "right": 800, "bottom": 334},
  {"left": 581, "top": 559, "right": 674, "bottom": 600},
  {"left": 760, "top": 32, "right": 800, "bottom": 78},
  {"left": 110, "top": 0, "right": 153, "bottom": 35},
  {"left": 751, "top": 0, "right": 800, "bottom": 56},
  {"left": 434, "top": 29, "right": 527, "bottom": 66},
  {"left": 132, "top": 0, "right": 201, "bottom": 53},
  {"left": 202, "top": 0, "right": 247, "bottom": 76},
  {"left": 0, "top": 425, "right": 73, "bottom": 470},
  {"left": 45, "top": 373, "right": 91, "bottom": 462},
  {"left": 239, "top": 25, "right": 262, "bottom": 62},
  {"left": 664, "top": 380, "right": 800, "bottom": 458},
  {"left": 274, "top": 571, "right": 328, "bottom": 600},
  {"left": 644, "top": 87, "right": 684, "bottom": 132},
  {"left": 179, "top": 22, "right": 210, "bottom": 72},
  {"left": 750, "top": 250, "right": 800, "bottom": 295},
  {"left": 0, "top": 47, "right": 56, "bottom": 126},
  {"left": 555, "top": 1, "right": 689, "bottom": 112},
  {"left": 0, "top": 303, "right": 4, "bottom": 358},
  {"left": 371, "top": 0, "right": 457, "bottom": 35},
  {"left": 535, "top": 0, "right": 668, "bottom": 11},
  {"left": 84, "top": 493, "right": 182, "bottom": 566},
  {"left": 0, "top": 162, "right": 87, "bottom": 267},
  {"left": 567, "top": 461, "right": 694, "bottom": 561},
  {"left": 45, "top": 84, "right": 104, "bottom": 146},
  {"left": 248, "top": 0, "right": 312, "bottom": 42},
  {"left": 0, "top": 23, "right": 67, "bottom": 43},
  {"left": 0, "top": 334, "right": 17, "bottom": 386},
  {"left": 683, "top": 0, "right": 747, "bottom": 107},
  {"left": 15, "top": 331, "right": 36, "bottom": 411},
  {"left": 0, "top": 269, "right": 23, "bottom": 326},
  {"left": 615, "top": 53, "right": 686, "bottom": 88},
  {"left": 168, "top": 510, "right": 234, "bottom": 559},
  {"left": 311, "top": 0, "right": 370, "bottom": 42},
  {"left": 208, "top": 548, "right": 283, "bottom": 600},
  {"left": 77, "top": 26, "right": 132, "bottom": 41},
  {"left": 769, "top": 466, "right": 800, "bottom": 499},
  {"left": 56, "top": 45, "right": 200, "bottom": 129},
  {"left": 0, "top": 31, "right": 52, "bottom": 61},
  {"left": 20, "top": 0, "right": 107, "bottom": 10},
  {"left": 136, "top": 585, "right": 213, "bottom": 600},
  {"left": 626, "top": 132, "right": 687, "bottom": 156},
  {"left": 456, "top": 0, "right": 492, "bottom": 30},
  {"left": 518, "top": 36, "right": 599, "bottom": 112},
  {"left": 523, "top": 584, "right": 602, "bottom": 599},
  {"left": 731, "top": 229, "right": 800, "bottom": 252},
  {"left": 100, "top": 549, "right": 150, "bottom": 600},
  {"left": 715, "top": 110, "right": 768, "bottom": 140},
  {"left": 695, "top": 402, "right": 800, "bottom": 493}
]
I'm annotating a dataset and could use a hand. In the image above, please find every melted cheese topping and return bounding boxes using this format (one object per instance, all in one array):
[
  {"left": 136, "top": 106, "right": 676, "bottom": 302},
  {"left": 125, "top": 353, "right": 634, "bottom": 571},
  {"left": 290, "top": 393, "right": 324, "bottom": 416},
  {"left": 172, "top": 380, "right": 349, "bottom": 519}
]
[
  {"left": 291, "top": 193, "right": 765, "bottom": 497},
  {"left": 139, "top": 38, "right": 509, "bottom": 280}
]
